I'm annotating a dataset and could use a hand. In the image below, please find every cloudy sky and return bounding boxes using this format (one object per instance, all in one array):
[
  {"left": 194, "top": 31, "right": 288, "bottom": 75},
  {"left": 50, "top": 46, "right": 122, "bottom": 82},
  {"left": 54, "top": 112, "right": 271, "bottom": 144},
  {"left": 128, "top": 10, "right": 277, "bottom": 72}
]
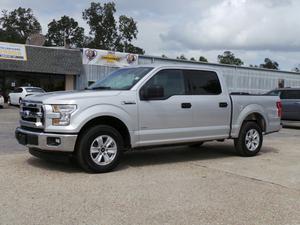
[{"left": 1, "top": 0, "right": 300, "bottom": 71}]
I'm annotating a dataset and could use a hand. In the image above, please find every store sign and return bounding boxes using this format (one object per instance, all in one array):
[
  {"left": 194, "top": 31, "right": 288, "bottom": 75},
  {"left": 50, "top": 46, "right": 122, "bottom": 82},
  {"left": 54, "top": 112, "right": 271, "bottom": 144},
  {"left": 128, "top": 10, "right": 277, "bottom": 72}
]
[
  {"left": 83, "top": 48, "right": 138, "bottom": 67},
  {"left": 0, "top": 42, "right": 27, "bottom": 61}
]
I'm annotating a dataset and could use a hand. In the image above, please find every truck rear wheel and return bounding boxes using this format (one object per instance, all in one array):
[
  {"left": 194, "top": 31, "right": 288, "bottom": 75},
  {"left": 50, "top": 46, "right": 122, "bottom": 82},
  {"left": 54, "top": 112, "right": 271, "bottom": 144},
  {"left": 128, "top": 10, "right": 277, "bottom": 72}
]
[
  {"left": 234, "top": 122, "right": 263, "bottom": 157},
  {"left": 76, "top": 125, "right": 124, "bottom": 173}
]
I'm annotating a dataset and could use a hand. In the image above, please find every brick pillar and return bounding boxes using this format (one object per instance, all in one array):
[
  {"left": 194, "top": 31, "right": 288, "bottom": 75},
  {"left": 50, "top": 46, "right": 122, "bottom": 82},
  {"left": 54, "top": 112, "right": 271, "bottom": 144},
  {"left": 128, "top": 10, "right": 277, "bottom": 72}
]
[{"left": 65, "top": 75, "right": 75, "bottom": 90}]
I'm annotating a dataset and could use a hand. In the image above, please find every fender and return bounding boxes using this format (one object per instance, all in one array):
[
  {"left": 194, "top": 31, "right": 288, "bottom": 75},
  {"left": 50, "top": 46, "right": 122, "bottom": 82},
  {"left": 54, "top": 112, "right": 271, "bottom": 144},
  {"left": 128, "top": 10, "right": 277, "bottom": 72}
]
[
  {"left": 231, "top": 103, "right": 268, "bottom": 138},
  {"left": 44, "top": 103, "right": 137, "bottom": 135},
  {"left": 76, "top": 104, "right": 135, "bottom": 132}
]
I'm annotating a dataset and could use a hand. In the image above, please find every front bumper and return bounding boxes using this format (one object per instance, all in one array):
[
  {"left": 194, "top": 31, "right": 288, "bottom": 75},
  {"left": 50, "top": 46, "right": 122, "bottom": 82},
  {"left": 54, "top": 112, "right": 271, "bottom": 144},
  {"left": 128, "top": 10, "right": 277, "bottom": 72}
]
[{"left": 15, "top": 127, "right": 77, "bottom": 152}]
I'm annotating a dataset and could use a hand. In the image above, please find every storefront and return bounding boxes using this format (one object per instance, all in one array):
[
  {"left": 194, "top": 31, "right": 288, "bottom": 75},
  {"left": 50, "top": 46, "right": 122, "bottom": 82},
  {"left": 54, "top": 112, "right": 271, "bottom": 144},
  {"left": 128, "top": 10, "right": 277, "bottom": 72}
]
[{"left": 0, "top": 42, "right": 81, "bottom": 100}]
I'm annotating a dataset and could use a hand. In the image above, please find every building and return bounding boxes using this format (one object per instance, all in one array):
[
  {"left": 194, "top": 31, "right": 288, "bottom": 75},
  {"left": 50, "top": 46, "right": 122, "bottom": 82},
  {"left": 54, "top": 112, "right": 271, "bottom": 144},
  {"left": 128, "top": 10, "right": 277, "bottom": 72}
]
[
  {"left": 1, "top": 41, "right": 300, "bottom": 100},
  {"left": 80, "top": 48, "right": 300, "bottom": 94},
  {"left": 0, "top": 42, "right": 81, "bottom": 100}
]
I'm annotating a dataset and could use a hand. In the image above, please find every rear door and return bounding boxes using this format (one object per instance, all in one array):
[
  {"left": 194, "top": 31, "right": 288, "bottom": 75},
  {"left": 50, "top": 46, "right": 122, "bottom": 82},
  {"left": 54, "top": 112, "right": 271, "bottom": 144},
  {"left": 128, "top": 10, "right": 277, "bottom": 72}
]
[
  {"left": 183, "top": 69, "right": 231, "bottom": 139},
  {"left": 280, "top": 90, "right": 300, "bottom": 121}
]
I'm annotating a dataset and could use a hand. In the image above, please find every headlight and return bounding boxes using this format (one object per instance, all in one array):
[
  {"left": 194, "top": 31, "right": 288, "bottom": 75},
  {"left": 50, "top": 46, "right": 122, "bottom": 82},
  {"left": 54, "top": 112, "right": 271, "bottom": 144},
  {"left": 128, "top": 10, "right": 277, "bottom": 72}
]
[{"left": 51, "top": 104, "right": 77, "bottom": 126}]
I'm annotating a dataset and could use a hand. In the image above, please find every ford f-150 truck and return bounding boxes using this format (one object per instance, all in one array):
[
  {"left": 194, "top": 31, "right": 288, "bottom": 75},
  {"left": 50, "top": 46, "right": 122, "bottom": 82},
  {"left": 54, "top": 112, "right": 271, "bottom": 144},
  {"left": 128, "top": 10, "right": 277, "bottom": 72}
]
[{"left": 15, "top": 65, "right": 282, "bottom": 173}]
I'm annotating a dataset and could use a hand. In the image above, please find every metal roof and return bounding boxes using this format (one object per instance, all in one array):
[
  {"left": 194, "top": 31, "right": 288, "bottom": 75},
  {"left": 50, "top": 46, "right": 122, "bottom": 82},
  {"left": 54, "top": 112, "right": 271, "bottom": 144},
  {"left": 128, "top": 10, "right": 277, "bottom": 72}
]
[{"left": 139, "top": 54, "right": 300, "bottom": 76}]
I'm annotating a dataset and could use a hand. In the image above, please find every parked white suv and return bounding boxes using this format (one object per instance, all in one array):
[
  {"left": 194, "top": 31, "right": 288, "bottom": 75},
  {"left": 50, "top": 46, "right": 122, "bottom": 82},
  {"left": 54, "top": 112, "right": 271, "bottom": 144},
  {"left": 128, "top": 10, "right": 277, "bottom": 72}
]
[{"left": 8, "top": 87, "right": 45, "bottom": 106}]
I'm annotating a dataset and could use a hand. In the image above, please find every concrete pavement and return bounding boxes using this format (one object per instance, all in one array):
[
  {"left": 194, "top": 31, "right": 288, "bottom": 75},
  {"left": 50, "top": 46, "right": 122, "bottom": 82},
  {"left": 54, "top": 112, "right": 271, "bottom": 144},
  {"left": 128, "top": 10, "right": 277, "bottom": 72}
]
[{"left": 0, "top": 106, "right": 299, "bottom": 225}]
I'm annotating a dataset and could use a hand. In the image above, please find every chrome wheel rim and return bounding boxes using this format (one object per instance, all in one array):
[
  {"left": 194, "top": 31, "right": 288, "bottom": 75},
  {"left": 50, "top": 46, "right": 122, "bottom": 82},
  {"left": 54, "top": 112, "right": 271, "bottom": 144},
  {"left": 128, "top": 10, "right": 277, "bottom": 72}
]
[
  {"left": 90, "top": 135, "right": 117, "bottom": 166},
  {"left": 245, "top": 129, "right": 260, "bottom": 151}
]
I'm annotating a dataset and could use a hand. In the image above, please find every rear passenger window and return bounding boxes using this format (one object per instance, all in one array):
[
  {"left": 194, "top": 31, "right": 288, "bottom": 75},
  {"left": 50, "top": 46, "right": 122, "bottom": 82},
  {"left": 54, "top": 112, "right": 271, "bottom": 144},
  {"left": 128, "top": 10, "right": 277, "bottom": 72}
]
[
  {"left": 184, "top": 70, "right": 222, "bottom": 95},
  {"left": 281, "top": 90, "right": 300, "bottom": 99}
]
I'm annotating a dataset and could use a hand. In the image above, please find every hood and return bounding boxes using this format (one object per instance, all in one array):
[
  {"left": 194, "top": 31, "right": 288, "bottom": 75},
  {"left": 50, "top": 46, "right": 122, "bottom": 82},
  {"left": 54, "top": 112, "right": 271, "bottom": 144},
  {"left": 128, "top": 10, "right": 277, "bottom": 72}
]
[{"left": 25, "top": 90, "right": 121, "bottom": 104}]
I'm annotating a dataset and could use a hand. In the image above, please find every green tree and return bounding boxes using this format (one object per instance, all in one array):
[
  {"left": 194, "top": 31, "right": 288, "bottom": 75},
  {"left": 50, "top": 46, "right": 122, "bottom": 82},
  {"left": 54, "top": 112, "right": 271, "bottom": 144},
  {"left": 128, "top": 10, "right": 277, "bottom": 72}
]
[
  {"left": 82, "top": 2, "right": 144, "bottom": 54},
  {"left": 45, "top": 16, "right": 84, "bottom": 48},
  {"left": 292, "top": 65, "right": 300, "bottom": 72},
  {"left": 190, "top": 57, "right": 196, "bottom": 61},
  {"left": 177, "top": 54, "right": 187, "bottom": 60},
  {"left": 199, "top": 56, "right": 208, "bottom": 62},
  {"left": 115, "top": 15, "right": 144, "bottom": 54},
  {"left": 218, "top": 51, "right": 244, "bottom": 66},
  {"left": 0, "top": 7, "right": 41, "bottom": 43},
  {"left": 260, "top": 58, "right": 279, "bottom": 70}
]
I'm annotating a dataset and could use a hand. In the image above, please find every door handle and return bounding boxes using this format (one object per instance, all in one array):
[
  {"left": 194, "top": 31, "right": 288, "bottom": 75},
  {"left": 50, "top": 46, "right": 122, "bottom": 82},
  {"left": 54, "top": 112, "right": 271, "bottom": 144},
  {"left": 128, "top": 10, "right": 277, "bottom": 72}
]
[
  {"left": 219, "top": 102, "right": 228, "bottom": 108},
  {"left": 181, "top": 103, "right": 192, "bottom": 109}
]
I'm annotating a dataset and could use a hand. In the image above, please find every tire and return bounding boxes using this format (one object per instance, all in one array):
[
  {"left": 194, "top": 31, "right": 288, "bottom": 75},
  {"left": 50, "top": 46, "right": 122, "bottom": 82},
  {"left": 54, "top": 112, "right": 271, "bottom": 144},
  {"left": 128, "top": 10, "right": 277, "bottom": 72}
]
[
  {"left": 189, "top": 142, "right": 204, "bottom": 148},
  {"left": 76, "top": 125, "right": 124, "bottom": 173},
  {"left": 234, "top": 121, "right": 263, "bottom": 157},
  {"left": 19, "top": 98, "right": 22, "bottom": 105}
]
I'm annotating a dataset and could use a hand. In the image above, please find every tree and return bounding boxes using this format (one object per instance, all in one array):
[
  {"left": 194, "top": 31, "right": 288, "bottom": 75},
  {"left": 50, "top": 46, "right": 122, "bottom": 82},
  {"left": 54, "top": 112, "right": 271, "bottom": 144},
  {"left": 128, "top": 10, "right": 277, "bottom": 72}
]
[
  {"left": 82, "top": 2, "right": 144, "bottom": 54},
  {"left": 177, "top": 54, "right": 187, "bottom": 60},
  {"left": 115, "top": 15, "right": 144, "bottom": 54},
  {"left": 199, "top": 56, "right": 208, "bottom": 62},
  {"left": 260, "top": 58, "right": 279, "bottom": 70},
  {"left": 218, "top": 51, "right": 244, "bottom": 66},
  {"left": 190, "top": 57, "right": 196, "bottom": 61},
  {"left": 161, "top": 54, "right": 168, "bottom": 58},
  {"left": 0, "top": 7, "right": 41, "bottom": 43},
  {"left": 292, "top": 65, "right": 300, "bottom": 72},
  {"left": 45, "top": 16, "right": 84, "bottom": 48}
]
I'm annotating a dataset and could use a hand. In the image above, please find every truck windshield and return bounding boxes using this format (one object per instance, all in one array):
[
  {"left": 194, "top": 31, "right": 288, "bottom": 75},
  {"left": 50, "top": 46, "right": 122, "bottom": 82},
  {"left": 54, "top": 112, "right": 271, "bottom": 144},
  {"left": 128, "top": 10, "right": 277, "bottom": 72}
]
[{"left": 89, "top": 67, "right": 153, "bottom": 90}]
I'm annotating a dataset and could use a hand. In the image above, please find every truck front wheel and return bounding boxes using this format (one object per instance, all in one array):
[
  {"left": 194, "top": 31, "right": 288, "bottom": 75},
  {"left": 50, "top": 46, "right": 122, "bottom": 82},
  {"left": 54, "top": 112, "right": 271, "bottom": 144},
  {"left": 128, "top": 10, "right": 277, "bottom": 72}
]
[
  {"left": 76, "top": 125, "right": 124, "bottom": 173},
  {"left": 234, "top": 122, "right": 263, "bottom": 157}
]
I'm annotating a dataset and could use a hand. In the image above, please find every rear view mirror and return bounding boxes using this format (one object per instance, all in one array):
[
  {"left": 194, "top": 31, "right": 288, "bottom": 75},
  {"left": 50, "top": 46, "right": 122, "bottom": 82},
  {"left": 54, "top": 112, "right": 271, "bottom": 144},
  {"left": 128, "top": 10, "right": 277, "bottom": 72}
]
[{"left": 141, "top": 85, "right": 164, "bottom": 100}]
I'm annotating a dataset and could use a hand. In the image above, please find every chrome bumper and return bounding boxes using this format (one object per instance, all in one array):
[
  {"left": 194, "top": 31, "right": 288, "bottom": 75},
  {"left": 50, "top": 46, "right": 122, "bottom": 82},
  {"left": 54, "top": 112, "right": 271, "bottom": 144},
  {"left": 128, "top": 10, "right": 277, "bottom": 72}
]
[{"left": 15, "top": 127, "right": 77, "bottom": 152}]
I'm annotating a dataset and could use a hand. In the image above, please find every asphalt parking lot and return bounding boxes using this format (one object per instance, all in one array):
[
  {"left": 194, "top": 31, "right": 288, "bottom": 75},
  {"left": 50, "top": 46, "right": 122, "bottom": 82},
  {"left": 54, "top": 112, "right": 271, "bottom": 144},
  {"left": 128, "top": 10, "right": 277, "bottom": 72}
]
[{"left": 0, "top": 105, "right": 299, "bottom": 225}]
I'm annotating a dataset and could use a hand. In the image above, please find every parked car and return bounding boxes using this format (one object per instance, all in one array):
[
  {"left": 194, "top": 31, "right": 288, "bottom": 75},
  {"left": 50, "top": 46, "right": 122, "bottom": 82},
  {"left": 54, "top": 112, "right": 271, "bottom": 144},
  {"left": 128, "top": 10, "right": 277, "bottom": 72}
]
[
  {"left": 8, "top": 87, "right": 45, "bottom": 106},
  {"left": 15, "top": 65, "right": 282, "bottom": 173},
  {"left": 266, "top": 88, "right": 300, "bottom": 121},
  {"left": 0, "top": 94, "right": 4, "bottom": 108}
]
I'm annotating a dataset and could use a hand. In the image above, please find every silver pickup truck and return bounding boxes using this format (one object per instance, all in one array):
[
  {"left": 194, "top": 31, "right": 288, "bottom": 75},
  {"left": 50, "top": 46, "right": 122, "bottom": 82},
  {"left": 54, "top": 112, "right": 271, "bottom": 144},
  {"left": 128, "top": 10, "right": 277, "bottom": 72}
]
[{"left": 15, "top": 65, "right": 282, "bottom": 173}]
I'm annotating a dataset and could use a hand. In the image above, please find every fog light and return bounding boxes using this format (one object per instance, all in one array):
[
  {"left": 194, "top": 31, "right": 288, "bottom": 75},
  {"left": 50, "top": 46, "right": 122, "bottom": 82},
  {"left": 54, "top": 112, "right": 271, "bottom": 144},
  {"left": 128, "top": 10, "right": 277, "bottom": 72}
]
[{"left": 47, "top": 137, "right": 61, "bottom": 146}]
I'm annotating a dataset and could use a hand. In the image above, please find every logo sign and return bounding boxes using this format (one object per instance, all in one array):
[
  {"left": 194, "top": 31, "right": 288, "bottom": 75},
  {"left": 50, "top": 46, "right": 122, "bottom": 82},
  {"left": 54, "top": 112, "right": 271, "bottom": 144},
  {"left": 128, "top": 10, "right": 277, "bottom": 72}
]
[
  {"left": 0, "top": 42, "right": 27, "bottom": 61},
  {"left": 83, "top": 48, "right": 138, "bottom": 67},
  {"left": 20, "top": 110, "right": 32, "bottom": 118}
]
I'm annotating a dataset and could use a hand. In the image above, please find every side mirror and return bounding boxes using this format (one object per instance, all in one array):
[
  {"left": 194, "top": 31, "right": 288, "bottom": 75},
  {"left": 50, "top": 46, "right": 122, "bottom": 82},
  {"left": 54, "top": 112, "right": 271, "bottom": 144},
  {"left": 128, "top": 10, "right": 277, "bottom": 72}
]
[{"left": 141, "top": 85, "right": 164, "bottom": 100}]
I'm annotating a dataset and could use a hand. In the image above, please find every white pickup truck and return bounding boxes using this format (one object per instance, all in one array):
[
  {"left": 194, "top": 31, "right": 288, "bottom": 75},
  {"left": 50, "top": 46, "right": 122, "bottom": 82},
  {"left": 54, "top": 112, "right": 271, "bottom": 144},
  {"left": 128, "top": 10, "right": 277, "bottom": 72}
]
[{"left": 15, "top": 65, "right": 282, "bottom": 173}]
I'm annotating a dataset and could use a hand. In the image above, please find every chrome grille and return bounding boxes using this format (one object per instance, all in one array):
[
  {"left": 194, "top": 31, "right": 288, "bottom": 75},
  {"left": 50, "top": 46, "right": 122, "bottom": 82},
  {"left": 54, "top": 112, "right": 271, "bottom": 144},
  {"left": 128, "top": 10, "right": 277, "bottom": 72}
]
[{"left": 20, "top": 101, "right": 44, "bottom": 129}]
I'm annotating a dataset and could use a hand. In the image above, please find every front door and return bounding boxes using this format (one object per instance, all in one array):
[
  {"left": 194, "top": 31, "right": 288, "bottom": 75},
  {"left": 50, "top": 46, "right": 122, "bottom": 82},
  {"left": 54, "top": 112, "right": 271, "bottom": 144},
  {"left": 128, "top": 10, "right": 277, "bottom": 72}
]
[{"left": 137, "top": 69, "right": 194, "bottom": 146}]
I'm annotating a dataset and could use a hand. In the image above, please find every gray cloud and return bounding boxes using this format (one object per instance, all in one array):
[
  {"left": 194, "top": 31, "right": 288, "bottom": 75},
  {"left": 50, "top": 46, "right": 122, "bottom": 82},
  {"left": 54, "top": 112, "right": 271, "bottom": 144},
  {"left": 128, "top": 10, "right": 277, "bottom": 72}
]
[{"left": 161, "top": 0, "right": 300, "bottom": 52}]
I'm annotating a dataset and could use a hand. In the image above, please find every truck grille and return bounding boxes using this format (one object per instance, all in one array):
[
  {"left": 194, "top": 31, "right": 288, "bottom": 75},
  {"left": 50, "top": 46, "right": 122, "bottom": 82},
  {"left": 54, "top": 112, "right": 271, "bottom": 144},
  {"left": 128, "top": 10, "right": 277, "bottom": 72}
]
[{"left": 20, "top": 101, "right": 44, "bottom": 129}]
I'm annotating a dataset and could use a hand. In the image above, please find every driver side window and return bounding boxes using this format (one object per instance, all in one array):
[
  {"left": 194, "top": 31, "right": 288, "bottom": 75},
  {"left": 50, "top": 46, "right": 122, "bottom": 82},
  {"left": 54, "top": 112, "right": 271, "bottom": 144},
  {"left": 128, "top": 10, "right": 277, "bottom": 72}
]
[{"left": 142, "top": 69, "right": 185, "bottom": 100}]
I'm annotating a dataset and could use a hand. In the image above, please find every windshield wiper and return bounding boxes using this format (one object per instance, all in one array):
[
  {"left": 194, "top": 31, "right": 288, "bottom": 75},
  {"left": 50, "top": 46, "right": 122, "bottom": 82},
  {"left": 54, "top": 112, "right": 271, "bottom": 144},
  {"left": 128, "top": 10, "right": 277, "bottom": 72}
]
[{"left": 91, "top": 86, "right": 112, "bottom": 90}]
